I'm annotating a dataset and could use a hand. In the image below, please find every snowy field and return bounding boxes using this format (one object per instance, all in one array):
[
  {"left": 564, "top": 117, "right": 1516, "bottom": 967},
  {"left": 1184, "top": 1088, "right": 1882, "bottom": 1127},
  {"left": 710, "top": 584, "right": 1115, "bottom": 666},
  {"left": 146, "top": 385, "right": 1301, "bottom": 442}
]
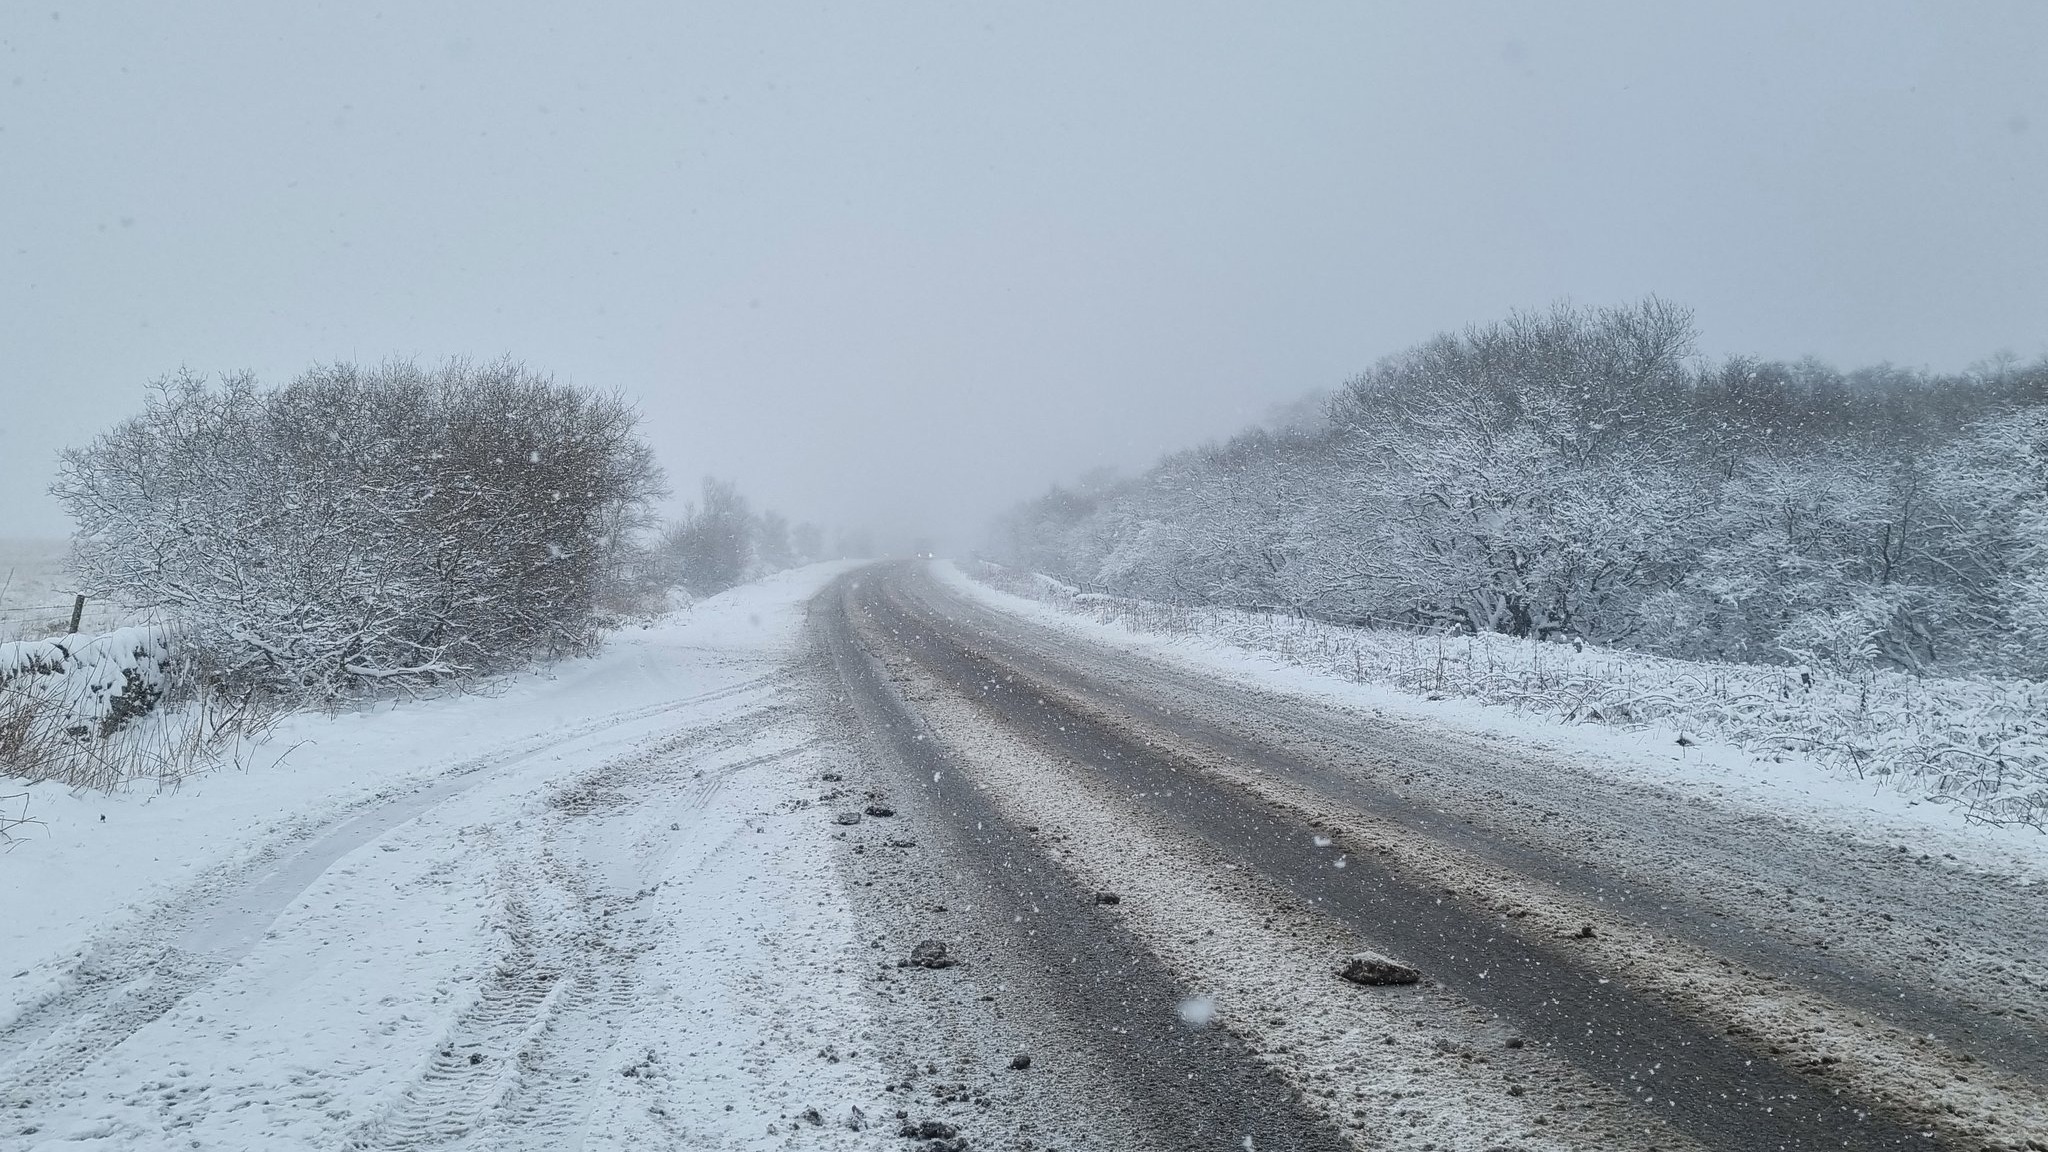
[
  {"left": 1, "top": 562, "right": 898, "bottom": 1151},
  {"left": 0, "top": 541, "right": 126, "bottom": 643},
  {"left": 947, "top": 562, "right": 2048, "bottom": 878}
]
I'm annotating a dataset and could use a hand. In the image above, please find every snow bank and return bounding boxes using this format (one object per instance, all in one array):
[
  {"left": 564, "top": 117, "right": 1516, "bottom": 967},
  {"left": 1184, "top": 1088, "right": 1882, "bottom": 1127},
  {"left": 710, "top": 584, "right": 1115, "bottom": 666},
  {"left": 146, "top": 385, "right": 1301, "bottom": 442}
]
[
  {"left": 0, "top": 625, "right": 174, "bottom": 737},
  {"left": 971, "top": 564, "right": 2048, "bottom": 828}
]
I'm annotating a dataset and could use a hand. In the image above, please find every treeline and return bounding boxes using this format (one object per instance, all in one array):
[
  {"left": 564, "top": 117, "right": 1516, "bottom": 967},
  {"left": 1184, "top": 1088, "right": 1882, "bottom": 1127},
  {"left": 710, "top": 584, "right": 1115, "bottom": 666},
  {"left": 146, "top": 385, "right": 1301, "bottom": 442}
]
[
  {"left": 55, "top": 360, "right": 855, "bottom": 703},
  {"left": 994, "top": 300, "right": 2048, "bottom": 678},
  {"left": 652, "top": 475, "right": 857, "bottom": 599}
]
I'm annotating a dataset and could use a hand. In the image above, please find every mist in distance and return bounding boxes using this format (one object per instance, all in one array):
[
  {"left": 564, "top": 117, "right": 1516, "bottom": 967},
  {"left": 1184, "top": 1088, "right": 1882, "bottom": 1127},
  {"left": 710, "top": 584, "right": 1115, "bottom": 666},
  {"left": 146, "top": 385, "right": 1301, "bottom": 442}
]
[{"left": 2, "top": 2, "right": 2043, "bottom": 549}]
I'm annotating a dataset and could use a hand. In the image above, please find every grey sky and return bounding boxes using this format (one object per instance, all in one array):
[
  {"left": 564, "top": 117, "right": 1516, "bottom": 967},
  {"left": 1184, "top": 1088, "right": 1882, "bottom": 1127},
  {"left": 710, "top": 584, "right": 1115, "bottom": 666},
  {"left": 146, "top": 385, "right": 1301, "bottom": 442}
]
[{"left": 2, "top": 2, "right": 2043, "bottom": 546}]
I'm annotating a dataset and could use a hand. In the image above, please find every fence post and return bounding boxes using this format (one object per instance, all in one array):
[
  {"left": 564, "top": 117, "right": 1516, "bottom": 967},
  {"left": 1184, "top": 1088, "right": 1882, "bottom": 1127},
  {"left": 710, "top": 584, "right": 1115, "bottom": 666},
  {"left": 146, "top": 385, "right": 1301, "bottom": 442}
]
[{"left": 68, "top": 595, "right": 85, "bottom": 634}]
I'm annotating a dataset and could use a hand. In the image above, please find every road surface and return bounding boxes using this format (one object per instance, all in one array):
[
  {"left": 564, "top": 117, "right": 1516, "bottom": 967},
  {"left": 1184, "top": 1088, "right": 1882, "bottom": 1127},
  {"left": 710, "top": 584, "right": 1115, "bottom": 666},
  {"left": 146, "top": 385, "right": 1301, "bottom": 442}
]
[{"left": 812, "top": 561, "right": 2046, "bottom": 1151}]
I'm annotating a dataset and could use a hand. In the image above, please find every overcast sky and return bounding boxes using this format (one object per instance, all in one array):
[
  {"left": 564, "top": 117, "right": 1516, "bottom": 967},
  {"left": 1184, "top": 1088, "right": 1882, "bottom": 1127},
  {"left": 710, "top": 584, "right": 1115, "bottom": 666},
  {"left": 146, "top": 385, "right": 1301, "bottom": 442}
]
[{"left": 2, "top": 1, "right": 2043, "bottom": 546}]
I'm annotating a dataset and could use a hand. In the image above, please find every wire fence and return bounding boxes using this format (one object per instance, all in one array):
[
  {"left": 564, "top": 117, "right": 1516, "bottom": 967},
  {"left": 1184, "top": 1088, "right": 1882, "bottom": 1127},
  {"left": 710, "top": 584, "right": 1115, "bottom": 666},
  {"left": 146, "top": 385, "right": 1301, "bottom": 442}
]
[{"left": 0, "top": 596, "right": 106, "bottom": 643}]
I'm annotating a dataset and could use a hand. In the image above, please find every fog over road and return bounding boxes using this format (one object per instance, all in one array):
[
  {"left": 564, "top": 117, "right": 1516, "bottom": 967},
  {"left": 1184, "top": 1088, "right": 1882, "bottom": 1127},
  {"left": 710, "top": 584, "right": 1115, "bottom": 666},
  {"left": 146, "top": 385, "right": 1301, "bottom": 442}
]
[{"left": 815, "top": 561, "right": 2048, "bottom": 1151}]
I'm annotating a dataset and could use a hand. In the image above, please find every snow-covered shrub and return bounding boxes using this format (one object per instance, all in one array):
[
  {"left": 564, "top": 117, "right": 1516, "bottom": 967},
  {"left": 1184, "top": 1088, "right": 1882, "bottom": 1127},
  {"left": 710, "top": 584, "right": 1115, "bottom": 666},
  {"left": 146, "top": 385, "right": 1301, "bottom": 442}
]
[
  {"left": 991, "top": 300, "right": 2048, "bottom": 681},
  {"left": 52, "top": 360, "right": 666, "bottom": 701}
]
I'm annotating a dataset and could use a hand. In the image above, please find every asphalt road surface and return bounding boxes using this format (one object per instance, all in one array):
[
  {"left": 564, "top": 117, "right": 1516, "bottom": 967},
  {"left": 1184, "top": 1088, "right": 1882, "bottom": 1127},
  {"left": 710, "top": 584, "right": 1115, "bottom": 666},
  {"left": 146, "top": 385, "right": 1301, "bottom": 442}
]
[{"left": 810, "top": 561, "right": 2047, "bottom": 1152}]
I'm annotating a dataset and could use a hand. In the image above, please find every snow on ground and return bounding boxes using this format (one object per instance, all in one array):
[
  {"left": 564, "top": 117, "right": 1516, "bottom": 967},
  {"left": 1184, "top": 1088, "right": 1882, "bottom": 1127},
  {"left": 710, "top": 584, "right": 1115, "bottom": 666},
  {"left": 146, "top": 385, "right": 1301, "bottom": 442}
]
[
  {"left": 2, "top": 562, "right": 895, "bottom": 1151},
  {"left": 940, "top": 561, "right": 2048, "bottom": 881},
  {"left": 4, "top": 563, "right": 825, "bottom": 1010}
]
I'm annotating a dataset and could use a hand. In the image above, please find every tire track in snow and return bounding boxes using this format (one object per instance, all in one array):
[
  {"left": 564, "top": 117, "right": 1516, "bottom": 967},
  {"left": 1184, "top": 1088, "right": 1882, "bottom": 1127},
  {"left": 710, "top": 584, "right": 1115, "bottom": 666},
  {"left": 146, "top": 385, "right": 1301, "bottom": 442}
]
[
  {"left": 0, "top": 675, "right": 778, "bottom": 1106},
  {"left": 683, "top": 738, "right": 820, "bottom": 811},
  {"left": 347, "top": 690, "right": 821, "bottom": 1150},
  {"left": 348, "top": 851, "right": 578, "bottom": 1150},
  {"left": 475, "top": 846, "right": 650, "bottom": 1152}
]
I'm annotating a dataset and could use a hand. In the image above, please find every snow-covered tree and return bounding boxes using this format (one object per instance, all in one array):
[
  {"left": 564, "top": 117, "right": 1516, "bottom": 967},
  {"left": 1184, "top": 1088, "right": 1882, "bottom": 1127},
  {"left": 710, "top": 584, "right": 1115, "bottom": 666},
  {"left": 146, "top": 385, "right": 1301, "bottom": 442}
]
[
  {"left": 54, "top": 360, "right": 664, "bottom": 699},
  {"left": 989, "top": 298, "right": 2048, "bottom": 679}
]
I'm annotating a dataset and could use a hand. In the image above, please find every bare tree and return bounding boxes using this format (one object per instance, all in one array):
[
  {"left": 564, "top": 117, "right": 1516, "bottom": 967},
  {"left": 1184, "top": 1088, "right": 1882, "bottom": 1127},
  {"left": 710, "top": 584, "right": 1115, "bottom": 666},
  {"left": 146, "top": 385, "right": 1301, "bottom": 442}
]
[
  {"left": 662, "top": 477, "right": 754, "bottom": 595},
  {"left": 755, "top": 510, "right": 795, "bottom": 573}
]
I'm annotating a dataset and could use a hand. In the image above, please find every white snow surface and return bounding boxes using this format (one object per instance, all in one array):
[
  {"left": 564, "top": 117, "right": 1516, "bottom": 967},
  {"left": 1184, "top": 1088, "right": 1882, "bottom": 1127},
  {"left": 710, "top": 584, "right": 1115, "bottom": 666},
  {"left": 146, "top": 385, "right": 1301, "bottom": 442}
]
[
  {"left": 2, "top": 562, "right": 890, "bottom": 1151},
  {"left": 0, "top": 627, "right": 172, "bottom": 732},
  {"left": 939, "top": 561, "right": 2048, "bottom": 882}
]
